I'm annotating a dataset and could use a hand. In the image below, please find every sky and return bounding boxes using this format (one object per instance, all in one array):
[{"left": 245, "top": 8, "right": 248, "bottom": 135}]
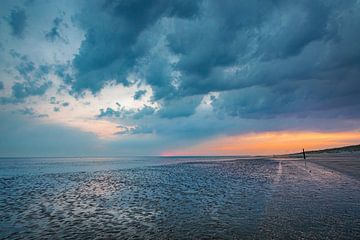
[{"left": 0, "top": 0, "right": 360, "bottom": 156}]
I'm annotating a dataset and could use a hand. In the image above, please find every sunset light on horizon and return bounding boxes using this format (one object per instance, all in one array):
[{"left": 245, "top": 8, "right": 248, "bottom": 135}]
[{"left": 162, "top": 130, "right": 360, "bottom": 156}]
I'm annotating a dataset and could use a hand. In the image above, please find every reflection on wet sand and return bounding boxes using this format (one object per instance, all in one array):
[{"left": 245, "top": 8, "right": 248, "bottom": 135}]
[{"left": 0, "top": 158, "right": 359, "bottom": 239}]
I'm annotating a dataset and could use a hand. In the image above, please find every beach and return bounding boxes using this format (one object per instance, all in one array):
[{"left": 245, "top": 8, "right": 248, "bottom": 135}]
[
  {"left": 307, "top": 153, "right": 360, "bottom": 180},
  {"left": 0, "top": 156, "right": 359, "bottom": 239}
]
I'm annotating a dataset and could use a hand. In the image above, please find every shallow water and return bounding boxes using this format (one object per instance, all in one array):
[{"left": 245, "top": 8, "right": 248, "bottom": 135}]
[
  {"left": 0, "top": 156, "right": 239, "bottom": 177},
  {"left": 0, "top": 157, "right": 359, "bottom": 239}
]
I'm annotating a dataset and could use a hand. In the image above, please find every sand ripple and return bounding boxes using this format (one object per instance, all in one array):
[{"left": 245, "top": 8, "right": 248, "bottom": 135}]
[{"left": 0, "top": 159, "right": 359, "bottom": 239}]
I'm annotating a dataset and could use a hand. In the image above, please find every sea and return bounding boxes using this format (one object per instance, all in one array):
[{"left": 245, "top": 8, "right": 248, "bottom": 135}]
[{"left": 0, "top": 156, "right": 359, "bottom": 239}]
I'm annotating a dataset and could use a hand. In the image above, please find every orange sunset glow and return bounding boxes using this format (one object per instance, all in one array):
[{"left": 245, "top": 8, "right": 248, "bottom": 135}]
[{"left": 163, "top": 131, "right": 360, "bottom": 156}]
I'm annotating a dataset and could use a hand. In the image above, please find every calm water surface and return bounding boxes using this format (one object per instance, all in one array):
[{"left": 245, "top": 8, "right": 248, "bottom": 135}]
[{"left": 0, "top": 157, "right": 359, "bottom": 239}]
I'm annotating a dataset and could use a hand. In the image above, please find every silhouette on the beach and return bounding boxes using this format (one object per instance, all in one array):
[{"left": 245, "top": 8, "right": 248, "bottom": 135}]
[
  {"left": 303, "top": 148, "right": 306, "bottom": 160},
  {"left": 303, "top": 148, "right": 307, "bottom": 168}
]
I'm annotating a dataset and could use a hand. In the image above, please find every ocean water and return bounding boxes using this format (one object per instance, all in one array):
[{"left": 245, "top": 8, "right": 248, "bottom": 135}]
[{"left": 0, "top": 157, "right": 359, "bottom": 239}]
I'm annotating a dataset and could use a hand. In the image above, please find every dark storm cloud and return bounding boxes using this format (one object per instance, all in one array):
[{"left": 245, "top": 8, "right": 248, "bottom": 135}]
[
  {"left": 71, "top": 0, "right": 200, "bottom": 94},
  {"left": 6, "top": 8, "right": 27, "bottom": 38},
  {"left": 212, "top": 70, "right": 360, "bottom": 119},
  {"left": 69, "top": 0, "right": 360, "bottom": 120}
]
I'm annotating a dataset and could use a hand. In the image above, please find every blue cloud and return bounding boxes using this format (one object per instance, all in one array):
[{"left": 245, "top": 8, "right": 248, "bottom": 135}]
[
  {"left": 54, "top": 64, "right": 73, "bottom": 84},
  {"left": 45, "top": 17, "right": 68, "bottom": 43},
  {"left": 12, "top": 81, "right": 52, "bottom": 100},
  {"left": 133, "top": 90, "right": 146, "bottom": 100},
  {"left": 141, "top": 54, "right": 178, "bottom": 101},
  {"left": 71, "top": 0, "right": 200, "bottom": 93},
  {"left": 158, "top": 96, "right": 202, "bottom": 119},
  {"left": 116, "top": 125, "right": 154, "bottom": 135},
  {"left": 98, "top": 107, "right": 122, "bottom": 118},
  {"left": 6, "top": 8, "right": 27, "bottom": 38},
  {"left": 11, "top": 51, "right": 50, "bottom": 81},
  {"left": 2, "top": 51, "right": 54, "bottom": 102},
  {"left": 97, "top": 105, "right": 154, "bottom": 120},
  {"left": 133, "top": 105, "right": 155, "bottom": 119},
  {"left": 15, "top": 60, "right": 35, "bottom": 80},
  {"left": 66, "top": 0, "right": 360, "bottom": 120}
]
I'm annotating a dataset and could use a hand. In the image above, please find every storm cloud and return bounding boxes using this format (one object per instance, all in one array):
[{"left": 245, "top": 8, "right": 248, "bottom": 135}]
[
  {"left": 1, "top": 0, "right": 360, "bottom": 156},
  {"left": 69, "top": 0, "right": 360, "bottom": 119},
  {"left": 71, "top": 0, "right": 200, "bottom": 93}
]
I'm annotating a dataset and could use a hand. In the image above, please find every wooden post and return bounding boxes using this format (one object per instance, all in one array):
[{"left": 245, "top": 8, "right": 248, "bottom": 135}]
[{"left": 303, "top": 148, "right": 306, "bottom": 160}]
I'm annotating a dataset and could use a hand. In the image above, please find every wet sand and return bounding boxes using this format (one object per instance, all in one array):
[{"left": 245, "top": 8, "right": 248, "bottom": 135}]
[
  {"left": 308, "top": 153, "right": 360, "bottom": 180},
  {"left": 274, "top": 151, "right": 360, "bottom": 180},
  {"left": 1, "top": 157, "right": 360, "bottom": 239}
]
